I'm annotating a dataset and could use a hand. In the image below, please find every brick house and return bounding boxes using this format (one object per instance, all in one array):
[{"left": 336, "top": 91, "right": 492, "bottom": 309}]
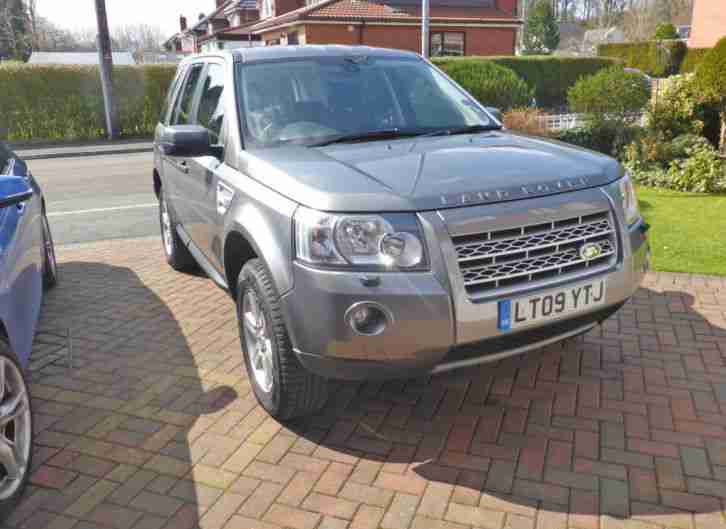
[
  {"left": 164, "top": 0, "right": 262, "bottom": 54},
  {"left": 246, "top": 0, "right": 521, "bottom": 55},
  {"left": 166, "top": 0, "right": 520, "bottom": 57},
  {"left": 689, "top": 0, "right": 726, "bottom": 48}
]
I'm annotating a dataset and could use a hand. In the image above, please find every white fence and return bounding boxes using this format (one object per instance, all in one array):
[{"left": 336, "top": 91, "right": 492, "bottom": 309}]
[{"left": 540, "top": 112, "right": 646, "bottom": 132}]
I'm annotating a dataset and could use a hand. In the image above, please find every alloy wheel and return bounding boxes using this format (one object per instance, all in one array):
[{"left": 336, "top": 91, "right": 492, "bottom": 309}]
[
  {"left": 242, "top": 290, "right": 274, "bottom": 393},
  {"left": 0, "top": 357, "right": 30, "bottom": 501}
]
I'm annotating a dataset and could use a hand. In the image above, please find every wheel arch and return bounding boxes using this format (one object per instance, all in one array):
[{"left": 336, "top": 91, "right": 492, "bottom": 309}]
[{"left": 223, "top": 229, "right": 258, "bottom": 299}]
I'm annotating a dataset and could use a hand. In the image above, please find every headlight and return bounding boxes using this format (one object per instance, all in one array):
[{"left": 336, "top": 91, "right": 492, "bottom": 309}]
[
  {"left": 294, "top": 206, "right": 427, "bottom": 270},
  {"left": 618, "top": 172, "right": 641, "bottom": 227}
]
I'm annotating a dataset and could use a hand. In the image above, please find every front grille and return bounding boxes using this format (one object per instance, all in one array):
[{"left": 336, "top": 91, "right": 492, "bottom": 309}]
[{"left": 453, "top": 211, "right": 618, "bottom": 297}]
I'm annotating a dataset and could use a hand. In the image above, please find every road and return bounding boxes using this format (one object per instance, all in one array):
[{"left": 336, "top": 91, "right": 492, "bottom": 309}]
[{"left": 28, "top": 152, "right": 159, "bottom": 245}]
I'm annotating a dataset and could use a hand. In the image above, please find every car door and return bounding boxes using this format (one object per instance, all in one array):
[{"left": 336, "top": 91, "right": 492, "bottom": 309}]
[
  {"left": 0, "top": 147, "right": 43, "bottom": 366},
  {"left": 163, "top": 62, "right": 205, "bottom": 237},
  {"left": 184, "top": 61, "right": 229, "bottom": 272}
]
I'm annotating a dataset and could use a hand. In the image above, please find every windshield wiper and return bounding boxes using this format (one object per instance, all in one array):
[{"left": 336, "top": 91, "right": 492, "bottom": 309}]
[
  {"left": 420, "top": 124, "right": 502, "bottom": 138},
  {"left": 309, "top": 129, "right": 423, "bottom": 147}
]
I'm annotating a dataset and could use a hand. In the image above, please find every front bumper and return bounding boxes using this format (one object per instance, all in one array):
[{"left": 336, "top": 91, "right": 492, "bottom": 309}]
[{"left": 281, "top": 188, "right": 650, "bottom": 381}]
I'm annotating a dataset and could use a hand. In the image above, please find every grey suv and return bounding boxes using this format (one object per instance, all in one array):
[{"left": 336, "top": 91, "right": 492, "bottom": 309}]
[{"left": 153, "top": 46, "right": 650, "bottom": 419}]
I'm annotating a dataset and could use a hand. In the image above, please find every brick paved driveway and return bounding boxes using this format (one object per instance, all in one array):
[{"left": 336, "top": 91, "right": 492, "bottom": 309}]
[{"left": 6, "top": 237, "right": 726, "bottom": 529}]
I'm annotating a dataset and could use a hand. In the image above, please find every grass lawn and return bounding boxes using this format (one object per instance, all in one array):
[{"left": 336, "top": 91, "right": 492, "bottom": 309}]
[{"left": 637, "top": 186, "right": 726, "bottom": 276}]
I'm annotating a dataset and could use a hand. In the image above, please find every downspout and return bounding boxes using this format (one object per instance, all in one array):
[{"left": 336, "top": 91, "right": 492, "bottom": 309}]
[{"left": 359, "top": 20, "right": 366, "bottom": 44}]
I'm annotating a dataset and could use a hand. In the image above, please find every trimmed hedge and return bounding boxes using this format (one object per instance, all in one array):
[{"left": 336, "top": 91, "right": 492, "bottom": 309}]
[
  {"left": 680, "top": 47, "right": 712, "bottom": 73},
  {"left": 0, "top": 64, "right": 176, "bottom": 141},
  {"left": 597, "top": 40, "right": 687, "bottom": 77},
  {"left": 434, "top": 55, "right": 617, "bottom": 109},
  {"left": 434, "top": 60, "right": 534, "bottom": 111}
]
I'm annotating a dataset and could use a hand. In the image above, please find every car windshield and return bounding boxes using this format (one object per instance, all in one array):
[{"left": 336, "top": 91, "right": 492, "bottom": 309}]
[{"left": 236, "top": 56, "right": 496, "bottom": 148}]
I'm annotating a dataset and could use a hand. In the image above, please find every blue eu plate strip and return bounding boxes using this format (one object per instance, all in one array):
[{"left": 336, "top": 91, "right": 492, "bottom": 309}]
[{"left": 498, "top": 300, "right": 512, "bottom": 331}]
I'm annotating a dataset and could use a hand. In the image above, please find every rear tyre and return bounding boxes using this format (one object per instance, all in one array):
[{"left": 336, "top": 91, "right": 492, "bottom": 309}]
[
  {"left": 41, "top": 214, "right": 58, "bottom": 290},
  {"left": 159, "top": 190, "right": 196, "bottom": 272},
  {"left": 0, "top": 350, "right": 33, "bottom": 521},
  {"left": 237, "top": 259, "right": 328, "bottom": 420}
]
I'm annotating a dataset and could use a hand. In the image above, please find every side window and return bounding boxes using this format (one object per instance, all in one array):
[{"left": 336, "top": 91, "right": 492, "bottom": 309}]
[
  {"left": 172, "top": 64, "right": 204, "bottom": 125},
  {"left": 161, "top": 66, "right": 186, "bottom": 125},
  {"left": 195, "top": 64, "right": 226, "bottom": 145}
]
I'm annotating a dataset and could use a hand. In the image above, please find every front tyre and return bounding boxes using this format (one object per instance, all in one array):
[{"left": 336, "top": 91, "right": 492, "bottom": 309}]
[
  {"left": 159, "top": 190, "right": 196, "bottom": 272},
  {"left": 237, "top": 259, "right": 328, "bottom": 420},
  {"left": 0, "top": 351, "right": 33, "bottom": 520},
  {"left": 41, "top": 213, "right": 58, "bottom": 289}
]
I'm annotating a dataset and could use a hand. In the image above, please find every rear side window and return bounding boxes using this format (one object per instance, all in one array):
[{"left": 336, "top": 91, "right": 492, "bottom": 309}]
[
  {"left": 195, "top": 64, "right": 226, "bottom": 145},
  {"left": 172, "top": 64, "right": 204, "bottom": 125}
]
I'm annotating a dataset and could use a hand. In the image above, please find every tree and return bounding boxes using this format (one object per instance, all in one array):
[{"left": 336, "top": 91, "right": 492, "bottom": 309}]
[
  {"left": 0, "top": 0, "right": 31, "bottom": 60},
  {"left": 696, "top": 37, "right": 726, "bottom": 152},
  {"left": 111, "top": 24, "right": 164, "bottom": 54},
  {"left": 32, "top": 16, "right": 79, "bottom": 51},
  {"left": 654, "top": 22, "right": 678, "bottom": 40},
  {"left": 522, "top": 0, "right": 560, "bottom": 54}
]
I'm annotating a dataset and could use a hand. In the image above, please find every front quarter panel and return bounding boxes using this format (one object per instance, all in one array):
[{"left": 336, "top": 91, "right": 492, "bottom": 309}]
[{"left": 222, "top": 164, "right": 298, "bottom": 296}]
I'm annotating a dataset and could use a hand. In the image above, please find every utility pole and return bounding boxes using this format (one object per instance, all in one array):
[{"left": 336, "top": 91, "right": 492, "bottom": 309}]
[
  {"left": 94, "top": 0, "right": 119, "bottom": 140},
  {"left": 421, "top": 0, "right": 430, "bottom": 58}
]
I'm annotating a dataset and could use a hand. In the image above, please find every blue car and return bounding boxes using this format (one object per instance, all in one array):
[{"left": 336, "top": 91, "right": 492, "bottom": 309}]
[{"left": 0, "top": 142, "right": 57, "bottom": 515}]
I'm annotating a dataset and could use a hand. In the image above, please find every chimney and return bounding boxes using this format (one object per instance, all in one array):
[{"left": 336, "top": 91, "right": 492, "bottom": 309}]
[
  {"left": 199, "top": 12, "right": 206, "bottom": 20},
  {"left": 180, "top": 15, "right": 188, "bottom": 31}
]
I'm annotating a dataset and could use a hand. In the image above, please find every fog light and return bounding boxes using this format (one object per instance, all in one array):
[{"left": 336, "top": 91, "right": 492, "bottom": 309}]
[{"left": 345, "top": 302, "right": 391, "bottom": 336}]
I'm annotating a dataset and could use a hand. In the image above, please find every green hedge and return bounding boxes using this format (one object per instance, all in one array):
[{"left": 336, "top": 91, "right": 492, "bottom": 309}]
[
  {"left": 0, "top": 64, "right": 176, "bottom": 141},
  {"left": 434, "top": 55, "right": 617, "bottom": 109},
  {"left": 680, "top": 47, "right": 712, "bottom": 73},
  {"left": 597, "top": 40, "right": 687, "bottom": 77}
]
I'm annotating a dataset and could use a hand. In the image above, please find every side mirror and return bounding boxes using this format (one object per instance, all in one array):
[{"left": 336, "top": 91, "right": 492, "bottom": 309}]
[
  {"left": 485, "top": 107, "right": 503, "bottom": 123},
  {"left": 159, "top": 125, "right": 211, "bottom": 157},
  {"left": 0, "top": 177, "right": 33, "bottom": 208}
]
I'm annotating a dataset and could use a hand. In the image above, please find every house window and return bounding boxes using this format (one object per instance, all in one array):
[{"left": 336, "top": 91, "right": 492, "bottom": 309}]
[
  {"left": 430, "top": 32, "right": 465, "bottom": 57},
  {"left": 287, "top": 32, "right": 299, "bottom": 45},
  {"left": 261, "top": 0, "right": 274, "bottom": 19}
]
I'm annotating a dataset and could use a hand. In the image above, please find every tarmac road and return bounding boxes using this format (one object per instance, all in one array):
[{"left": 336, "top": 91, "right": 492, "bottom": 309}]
[{"left": 28, "top": 152, "right": 159, "bottom": 245}]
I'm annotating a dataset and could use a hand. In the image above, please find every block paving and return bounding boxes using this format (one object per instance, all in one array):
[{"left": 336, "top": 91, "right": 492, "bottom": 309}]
[{"left": 5, "top": 236, "right": 726, "bottom": 529}]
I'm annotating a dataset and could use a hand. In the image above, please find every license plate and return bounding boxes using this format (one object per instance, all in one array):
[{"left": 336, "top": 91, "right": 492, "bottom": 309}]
[{"left": 498, "top": 279, "right": 607, "bottom": 331}]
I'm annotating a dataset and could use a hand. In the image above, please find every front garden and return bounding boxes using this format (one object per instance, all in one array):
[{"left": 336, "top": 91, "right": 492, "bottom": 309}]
[{"left": 440, "top": 40, "right": 726, "bottom": 277}]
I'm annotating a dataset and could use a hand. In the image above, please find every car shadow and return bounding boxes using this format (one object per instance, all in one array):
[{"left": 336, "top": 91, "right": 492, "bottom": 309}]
[
  {"left": 286, "top": 282, "right": 726, "bottom": 524},
  {"left": 6, "top": 259, "right": 240, "bottom": 528}
]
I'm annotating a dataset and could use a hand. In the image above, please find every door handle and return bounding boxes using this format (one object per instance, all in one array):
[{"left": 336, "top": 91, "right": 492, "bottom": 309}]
[
  {"left": 179, "top": 161, "right": 189, "bottom": 174},
  {"left": 16, "top": 202, "right": 26, "bottom": 214}
]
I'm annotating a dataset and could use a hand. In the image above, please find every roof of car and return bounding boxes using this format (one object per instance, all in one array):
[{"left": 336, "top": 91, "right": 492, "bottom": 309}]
[{"left": 227, "top": 45, "right": 422, "bottom": 63}]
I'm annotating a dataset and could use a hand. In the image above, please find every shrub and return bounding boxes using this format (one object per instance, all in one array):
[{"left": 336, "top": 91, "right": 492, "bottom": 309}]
[
  {"left": 434, "top": 56, "right": 616, "bottom": 109},
  {"left": 625, "top": 134, "right": 726, "bottom": 193},
  {"left": 598, "top": 40, "right": 688, "bottom": 77},
  {"left": 439, "top": 60, "right": 534, "bottom": 111},
  {"left": 503, "top": 108, "right": 551, "bottom": 136},
  {"left": 666, "top": 141, "right": 726, "bottom": 192},
  {"left": 557, "top": 124, "right": 641, "bottom": 156},
  {"left": 0, "top": 63, "right": 176, "bottom": 141},
  {"left": 647, "top": 74, "right": 704, "bottom": 139},
  {"left": 680, "top": 48, "right": 711, "bottom": 73},
  {"left": 696, "top": 36, "right": 726, "bottom": 151},
  {"left": 654, "top": 23, "right": 679, "bottom": 40},
  {"left": 568, "top": 66, "right": 651, "bottom": 122}
]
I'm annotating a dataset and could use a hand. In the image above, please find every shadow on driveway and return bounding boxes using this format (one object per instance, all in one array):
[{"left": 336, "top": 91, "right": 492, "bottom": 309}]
[{"left": 8, "top": 258, "right": 240, "bottom": 528}]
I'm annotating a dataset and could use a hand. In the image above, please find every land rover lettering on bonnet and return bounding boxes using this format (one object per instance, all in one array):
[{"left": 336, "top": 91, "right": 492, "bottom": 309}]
[{"left": 153, "top": 46, "right": 650, "bottom": 419}]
